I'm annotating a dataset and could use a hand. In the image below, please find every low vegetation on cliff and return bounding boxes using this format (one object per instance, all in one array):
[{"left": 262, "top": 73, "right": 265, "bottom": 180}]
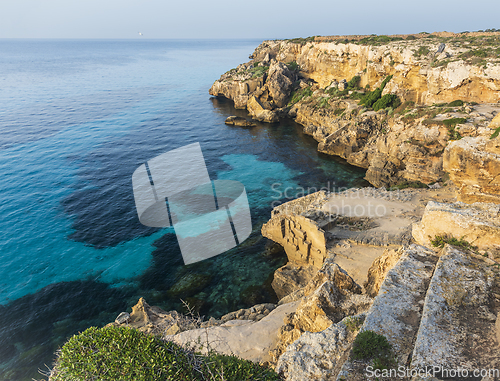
[
  {"left": 210, "top": 31, "right": 500, "bottom": 189},
  {"left": 50, "top": 326, "right": 281, "bottom": 381}
]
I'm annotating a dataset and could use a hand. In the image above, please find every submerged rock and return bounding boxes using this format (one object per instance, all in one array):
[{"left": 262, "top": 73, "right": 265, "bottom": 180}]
[{"left": 167, "top": 272, "right": 211, "bottom": 298}]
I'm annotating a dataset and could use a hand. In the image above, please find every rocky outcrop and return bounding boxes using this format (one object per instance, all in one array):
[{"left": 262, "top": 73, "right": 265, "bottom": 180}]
[
  {"left": 211, "top": 37, "right": 500, "bottom": 187},
  {"left": 168, "top": 301, "right": 300, "bottom": 364},
  {"left": 213, "top": 38, "right": 500, "bottom": 110},
  {"left": 338, "top": 245, "right": 439, "bottom": 380},
  {"left": 412, "top": 200, "right": 500, "bottom": 253},
  {"left": 276, "top": 314, "right": 365, "bottom": 381},
  {"left": 262, "top": 191, "right": 330, "bottom": 269},
  {"left": 270, "top": 259, "right": 372, "bottom": 363},
  {"left": 262, "top": 214, "right": 327, "bottom": 268},
  {"left": 411, "top": 245, "right": 500, "bottom": 374},
  {"left": 224, "top": 115, "right": 256, "bottom": 127},
  {"left": 363, "top": 247, "right": 404, "bottom": 297},
  {"left": 266, "top": 61, "right": 294, "bottom": 108},
  {"left": 444, "top": 134, "right": 500, "bottom": 204},
  {"left": 109, "top": 298, "right": 198, "bottom": 336},
  {"left": 271, "top": 263, "right": 317, "bottom": 300},
  {"left": 247, "top": 96, "right": 278, "bottom": 123}
]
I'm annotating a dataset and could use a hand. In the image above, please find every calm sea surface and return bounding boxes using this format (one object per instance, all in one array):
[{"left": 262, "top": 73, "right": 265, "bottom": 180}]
[{"left": 0, "top": 39, "right": 368, "bottom": 380}]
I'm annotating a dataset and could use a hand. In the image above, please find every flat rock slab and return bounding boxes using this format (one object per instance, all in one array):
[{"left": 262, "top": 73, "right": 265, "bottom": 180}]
[
  {"left": 338, "top": 244, "right": 439, "bottom": 380},
  {"left": 362, "top": 244, "right": 438, "bottom": 362},
  {"left": 321, "top": 189, "right": 417, "bottom": 246},
  {"left": 329, "top": 244, "right": 397, "bottom": 287},
  {"left": 412, "top": 200, "right": 500, "bottom": 253},
  {"left": 411, "top": 245, "right": 500, "bottom": 374},
  {"left": 166, "top": 301, "right": 299, "bottom": 363}
]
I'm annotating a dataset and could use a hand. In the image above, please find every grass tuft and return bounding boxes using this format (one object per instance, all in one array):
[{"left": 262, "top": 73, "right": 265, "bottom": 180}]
[{"left": 430, "top": 235, "right": 478, "bottom": 252}]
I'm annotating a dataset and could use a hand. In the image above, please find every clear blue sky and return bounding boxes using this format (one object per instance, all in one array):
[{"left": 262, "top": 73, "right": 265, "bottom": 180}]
[{"left": 0, "top": 0, "right": 498, "bottom": 39}]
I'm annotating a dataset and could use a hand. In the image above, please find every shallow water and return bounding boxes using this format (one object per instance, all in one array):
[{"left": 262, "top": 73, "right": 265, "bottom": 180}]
[{"left": 0, "top": 39, "right": 368, "bottom": 380}]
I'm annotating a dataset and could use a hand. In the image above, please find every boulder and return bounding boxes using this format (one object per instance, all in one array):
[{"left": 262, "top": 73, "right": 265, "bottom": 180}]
[
  {"left": 276, "top": 314, "right": 364, "bottom": 381},
  {"left": 338, "top": 79, "right": 348, "bottom": 91},
  {"left": 265, "top": 61, "right": 294, "bottom": 108},
  {"left": 114, "top": 312, "right": 130, "bottom": 324},
  {"left": 271, "top": 263, "right": 317, "bottom": 300},
  {"left": 412, "top": 201, "right": 500, "bottom": 251},
  {"left": 443, "top": 135, "right": 500, "bottom": 204},
  {"left": 167, "top": 301, "right": 299, "bottom": 364},
  {"left": 270, "top": 260, "right": 371, "bottom": 363},
  {"left": 224, "top": 115, "right": 256, "bottom": 127},
  {"left": 110, "top": 298, "right": 192, "bottom": 336},
  {"left": 247, "top": 96, "right": 279, "bottom": 123}
]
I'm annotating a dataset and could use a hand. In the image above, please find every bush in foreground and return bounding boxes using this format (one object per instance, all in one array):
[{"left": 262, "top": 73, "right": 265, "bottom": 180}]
[
  {"left": 50, "top": 326, "right": 281, "bottom": 381},
  {"left": 351, "top": 330, "right": 395, "bottom": 370}
]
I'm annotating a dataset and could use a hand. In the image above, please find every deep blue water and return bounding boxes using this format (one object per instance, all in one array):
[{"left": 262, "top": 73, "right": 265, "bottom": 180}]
[{"left": 0, "top": 39, "right": 368, "bottom": 380}]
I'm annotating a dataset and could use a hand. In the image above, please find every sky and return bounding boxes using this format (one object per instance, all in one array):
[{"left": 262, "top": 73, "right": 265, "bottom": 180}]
[{"left": 0, "top": 0, "right": 499, "bottom": 39}]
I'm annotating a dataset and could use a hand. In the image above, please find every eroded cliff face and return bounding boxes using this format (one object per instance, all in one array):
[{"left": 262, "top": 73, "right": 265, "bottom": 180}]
[
  {"left": 444, "top": 116, "right": 500, "bottom": 204},
  {"left": 210, "top": 36, "right": 500, "bottom": 191},
  {"left": 243, "top": 38, "right": 500, "bottom": 105}
]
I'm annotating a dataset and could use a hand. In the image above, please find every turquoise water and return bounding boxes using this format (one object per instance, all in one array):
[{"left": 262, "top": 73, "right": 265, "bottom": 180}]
[{"left": 0, "top": 39, "right": 368, "bottom": 380}]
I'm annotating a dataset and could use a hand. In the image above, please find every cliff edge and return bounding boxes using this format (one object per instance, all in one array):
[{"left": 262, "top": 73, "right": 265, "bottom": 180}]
[{"left": 210, "top": 33, "right": 500, "bottom": 198}]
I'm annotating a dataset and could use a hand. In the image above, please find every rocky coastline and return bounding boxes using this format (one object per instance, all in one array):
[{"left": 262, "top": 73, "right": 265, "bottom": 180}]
[{"left": 51, "top": 33, "right": 500, "bottom": 380}]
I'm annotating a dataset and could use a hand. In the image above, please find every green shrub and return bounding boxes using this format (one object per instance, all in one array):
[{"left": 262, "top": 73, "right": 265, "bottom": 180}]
[
  {"left": 360, "top": 88, "right": 383, "bottom": 108},
  {"left": 287, "top": 61, "right": 299, "bottom": 71},
  {"left": 416, "top": 46, "right": 430, "bottom": 56},
  {"left": 344, "top": 316, "right": 364, "bottom": 332},
  {"left": 286, "top": 36, "right": 315, "bottom": 45},
  {"left": 358, "top": 35, "right": 403, "bottom": 46},
  {"left": 389, "top": 181, "right": 428, "bottom": 190},
  {"left": 430, "top": 235, "right": 478, "bottom": 252},
  {"left": 443, "top": 118, "right": 466, "bottom": 140},
  {"left": 51, "top": 326, "right": 281, "bottom": 381},
  {"left": 352, "top": 331, "right": 391, "bottom": 360},
  {"left": 250, "top": 65, "right": 269, "bottom": 78},
  {"left": 288, "top": 86, "right": 313, "bottom": 105},
  {"left": 347, "top": 75, "right": 361, "bottom": 90},
  {"left": 372, "top": 94, "right": 401, "bottom": 111},
  {"left": 317, "top": 97, "right": 330, "bottom": 109},
  {"left": 491, "top": 126, "right": 500, "bottom": 139},
  {"left": 349, "top": 91, "right": 365, "bottom": 100},
  {"left": 351, "top": 330, "right": 395, "bottom": 370},
  {"left": 406, "top": 35, "right": 417, "bottom": 40},
  {"left": 359, "top": 75, "right": 393, "bottom": 108},
  {"left": 447, "top": 99, "right": 464, "bottom": 107},
  {"left": 442, "top": 117, "right": 466, "bottom": 126}
]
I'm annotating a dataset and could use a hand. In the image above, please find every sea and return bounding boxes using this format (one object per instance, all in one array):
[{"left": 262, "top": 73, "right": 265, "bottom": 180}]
[{"left": 0, "top": 39, "right": 368, "bottom": 380}]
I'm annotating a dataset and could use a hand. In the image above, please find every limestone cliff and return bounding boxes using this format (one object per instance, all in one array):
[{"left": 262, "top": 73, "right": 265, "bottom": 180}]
[{"left": 210, "top": 34, "right": 500, "bottom": 190}]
